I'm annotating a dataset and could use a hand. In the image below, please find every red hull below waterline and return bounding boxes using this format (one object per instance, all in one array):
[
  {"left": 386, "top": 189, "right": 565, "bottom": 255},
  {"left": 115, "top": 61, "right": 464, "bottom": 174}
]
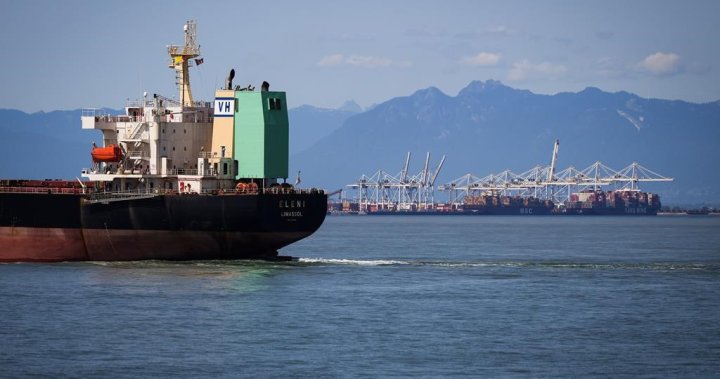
[
  {"left": 0, "top": 227, "right": 315, "bottom": 262},
  {"left": 0, "top": 227, "right": 87, "bottom": 262}
]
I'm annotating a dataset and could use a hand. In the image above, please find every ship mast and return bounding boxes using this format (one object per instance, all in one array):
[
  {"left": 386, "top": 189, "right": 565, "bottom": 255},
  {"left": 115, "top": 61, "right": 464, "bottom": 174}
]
[{"left": 167, "top": 20, "right": 201, "bottom": 107}]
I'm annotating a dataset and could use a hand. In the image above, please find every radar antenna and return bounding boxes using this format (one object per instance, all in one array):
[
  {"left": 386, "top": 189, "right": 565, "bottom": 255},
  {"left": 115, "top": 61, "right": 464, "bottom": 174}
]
[{"left": 167, "top": 20, "right": 202, "bottom": 107}]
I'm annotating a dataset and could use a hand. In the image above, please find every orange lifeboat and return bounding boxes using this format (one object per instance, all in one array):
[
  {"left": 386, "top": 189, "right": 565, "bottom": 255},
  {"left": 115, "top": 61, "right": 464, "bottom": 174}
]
[{"left": 91, "top": 144, "right": 123, "bottom": 162}]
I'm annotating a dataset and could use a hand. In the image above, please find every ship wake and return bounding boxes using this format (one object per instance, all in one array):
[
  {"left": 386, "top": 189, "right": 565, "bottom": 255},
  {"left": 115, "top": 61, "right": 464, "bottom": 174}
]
[{"left": 296, "top": 258, "right": 720, "bottom": 272}]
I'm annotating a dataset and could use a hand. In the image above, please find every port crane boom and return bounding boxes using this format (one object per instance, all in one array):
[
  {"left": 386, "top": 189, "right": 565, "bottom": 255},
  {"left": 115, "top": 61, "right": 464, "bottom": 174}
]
[
  {"left": 429, "top": 155, "right": 446, "bottom": 187},
  {"left": 547, "top": 139, "right": 559, "bottom": 182}
]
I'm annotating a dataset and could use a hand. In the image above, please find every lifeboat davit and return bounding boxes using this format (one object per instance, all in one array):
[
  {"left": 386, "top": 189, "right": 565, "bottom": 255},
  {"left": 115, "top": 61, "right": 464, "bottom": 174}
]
[{"left": 91, "top": 144, "right": 123, "bottom": 162}]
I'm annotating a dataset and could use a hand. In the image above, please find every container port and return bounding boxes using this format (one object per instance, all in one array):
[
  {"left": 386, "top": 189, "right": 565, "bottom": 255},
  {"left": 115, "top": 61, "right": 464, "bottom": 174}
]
[{"left": 331, "top": 140, "right": 676, "bottom": 215}]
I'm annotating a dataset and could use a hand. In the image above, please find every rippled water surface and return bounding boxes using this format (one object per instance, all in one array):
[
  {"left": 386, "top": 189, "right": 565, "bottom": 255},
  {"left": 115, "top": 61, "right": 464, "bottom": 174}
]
[{"left": 1, "top": 216, "right": 719, "bottom": 377}]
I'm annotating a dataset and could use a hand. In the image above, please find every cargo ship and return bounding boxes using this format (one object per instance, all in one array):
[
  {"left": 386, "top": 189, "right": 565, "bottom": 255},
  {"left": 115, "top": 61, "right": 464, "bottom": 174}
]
[
  {"left": 329, "top": 191, "right": 660, "bottom": 216},
  {"left": 0, "top": 21, "right": 327, "bottom": 262},
  {"left": 338, "top": 195, "right": 554, "bottom": 215},
  {"left": 360, "top": 203, "right": 456, "bottom": 215},
  {"left": 463, "top": 195, "right": 555, "bottom": 215},
  {"left": 559, "top": 189, "right": 661, "bottom": 215}
]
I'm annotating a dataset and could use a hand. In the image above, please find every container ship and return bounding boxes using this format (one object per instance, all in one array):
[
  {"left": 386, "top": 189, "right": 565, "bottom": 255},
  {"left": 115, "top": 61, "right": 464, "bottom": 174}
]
[
  {"left": 559, "top": 190, "right": 661, "bottom": 215},
  {"left": 329, "top": 191, "right": 659, "bottom": 216},
  {"left": 339, "top": 195, "right": 554, "bottom": 215},
  {"left": 0, "top": 21, "right": 327, "bottom": 262},
  {"left": 462, "top": 195, "right": 554, "bottom": 215},
  {"left": 360, "top": 203, "right": 455, "bottom": 215}
]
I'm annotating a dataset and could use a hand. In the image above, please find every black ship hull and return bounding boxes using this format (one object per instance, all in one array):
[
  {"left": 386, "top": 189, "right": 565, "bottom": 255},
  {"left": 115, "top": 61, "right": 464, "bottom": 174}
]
[
  {"left": 0, "top": 192, "right": 327, "bottom": 262},
  {"left": 461, "top": 195, "right": 555, "bottom": 215},
  {"left": 462, "top": 205, "right": 554, "bottom": 215},
  {"left": 560, "top": 205, "right": 660, "bottom": 215},
  {"left": 362, "top": 205, "right": 554, "bottom": 215}
]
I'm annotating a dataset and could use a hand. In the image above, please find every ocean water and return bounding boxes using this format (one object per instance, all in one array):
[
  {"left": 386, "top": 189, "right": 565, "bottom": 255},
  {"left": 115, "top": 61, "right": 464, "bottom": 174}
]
[{"left": 1, "top": 216, "right": 719, "bottom": 378}]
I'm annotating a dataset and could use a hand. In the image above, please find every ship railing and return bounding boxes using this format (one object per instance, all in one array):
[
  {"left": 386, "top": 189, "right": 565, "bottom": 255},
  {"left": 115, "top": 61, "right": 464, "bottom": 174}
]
[
  {"left": 82, "top": 108, "right": 101, "bottom": 117},
  {"left": 0, "top": 186, "right": 87, "bottom": 195},
  {"left": 262, "top": 188, "right": 326, "bottom": 195},
  {"left": 125, "top": 99, "right": 156, "bottom": 108},
  {"left": 169, "top": 169, "right": 199, "bottom": 176},
  {"left": 83, "top": 106, "right": 212, "bottom": 125},
  {"left": 86, "top": 189, "right": 162, "bottom": 203},
  {"left": 199, "top": 188, "right": 325, "bottom": 196},
  {"left": 88, "top": 114, "right": 143, "bottom": 123},
  {"left": 77, "top": 187, "right": 326, "bottom": 199},
  {"left": 152, "top": 93, "right": 210, "bottom": 109},
  {"left": 167, "top": 109, "right": 213, "bottom": 123}
]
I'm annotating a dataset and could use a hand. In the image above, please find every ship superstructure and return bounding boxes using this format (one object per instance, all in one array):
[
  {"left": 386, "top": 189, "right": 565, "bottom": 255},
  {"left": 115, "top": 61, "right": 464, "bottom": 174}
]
[{"left": 81, "top": 21, "right": 295, "bottom": 197}]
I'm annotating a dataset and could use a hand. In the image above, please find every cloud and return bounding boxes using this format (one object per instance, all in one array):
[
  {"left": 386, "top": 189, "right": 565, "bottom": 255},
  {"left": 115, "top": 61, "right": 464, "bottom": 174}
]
[
  {"left": 637, "top": 52, "right": 681, "bottom": 76},
  {"left": 460, "top": 52, "right": 501, "bottom": 67},
  {"left": 507, "top": 59, "right": 567, "bottom": 81},
  {"left": 346, "top": 55, "right": 394, "bottom": 68},
  {"left": 317, "top": 54, "right": 411, "bottom": 69},
  {"left": 455, "top": 25, "right": 519, "bottom": 40},
  {"left": 485, "top": 25, "right": 518, "bottom": 36},
  {"left": 317, "top": 54, "right": 344, "bottom": 67},
  {"left": 404, "top": 27, "right": 446, "bottom": 38}
]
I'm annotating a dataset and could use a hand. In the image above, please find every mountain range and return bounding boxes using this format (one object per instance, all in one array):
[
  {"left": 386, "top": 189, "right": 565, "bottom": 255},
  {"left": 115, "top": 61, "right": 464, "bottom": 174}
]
[
  {"left": 289, "top": 104, "right": 359, "bottom": 154},
  {"left": 1, "top": 81, "right": 718, "bottom": 205},
  {"left": 290, "top": 80, "right": 720, "bottom": 205}
]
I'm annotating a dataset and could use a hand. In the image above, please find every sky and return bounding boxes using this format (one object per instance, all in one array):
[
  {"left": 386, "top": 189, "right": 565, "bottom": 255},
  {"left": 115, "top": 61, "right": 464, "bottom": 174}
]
[{"left": 1, "top": 0, "right": 718, "bottom": 112}]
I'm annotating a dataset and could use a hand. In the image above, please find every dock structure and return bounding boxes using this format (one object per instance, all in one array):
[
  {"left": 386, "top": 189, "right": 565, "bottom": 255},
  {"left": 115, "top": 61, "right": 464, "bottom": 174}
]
[
  {"left": 345, "top": 152, "right": 446, "bottom": 213},
  {"left": 439, "top": 161, "right": 674, "bottom": 206},
  {"left": 342, "top": 140, "right": 673, "bottom": 213}
]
